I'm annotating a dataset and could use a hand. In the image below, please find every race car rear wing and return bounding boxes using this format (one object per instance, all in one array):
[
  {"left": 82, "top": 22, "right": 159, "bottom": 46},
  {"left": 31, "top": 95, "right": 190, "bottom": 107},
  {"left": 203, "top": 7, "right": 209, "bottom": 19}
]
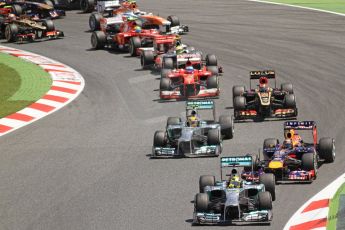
[
  {"left": 250, "top": 70, "right": 275, "bottom": 79},
  {"left": 284, "top": 121, "right": 317, "bottom": 146},
  {"left": 249, "top": 70, "right": 276, "bottom": 89},
  {"left": 284, "top": 121, "right": 316, "bottom": 130},
  {"left": 186, "top": 100, "right": 216, "bottom": 121},
  {"left": 220, "top": 156, "right": 253, "bottom": 180}
]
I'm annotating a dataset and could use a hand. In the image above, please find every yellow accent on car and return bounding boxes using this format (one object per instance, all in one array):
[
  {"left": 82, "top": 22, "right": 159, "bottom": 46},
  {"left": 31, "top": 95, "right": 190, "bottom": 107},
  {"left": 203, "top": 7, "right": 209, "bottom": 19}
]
[{"left": 268, "top": 161, "right": 283, "bottom": 169}]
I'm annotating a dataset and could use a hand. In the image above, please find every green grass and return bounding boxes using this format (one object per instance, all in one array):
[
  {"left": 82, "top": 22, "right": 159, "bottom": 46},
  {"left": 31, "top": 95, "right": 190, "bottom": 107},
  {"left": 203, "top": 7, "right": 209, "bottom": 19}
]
[
  {"left": 327, "top": 182, "right": 345, "bottom": 230},
  {"left": 265, "top": 0, "right": 345, "bottom": 14},
  {"left": 0, "top": 53, "right": 52, "bottom": 118}
]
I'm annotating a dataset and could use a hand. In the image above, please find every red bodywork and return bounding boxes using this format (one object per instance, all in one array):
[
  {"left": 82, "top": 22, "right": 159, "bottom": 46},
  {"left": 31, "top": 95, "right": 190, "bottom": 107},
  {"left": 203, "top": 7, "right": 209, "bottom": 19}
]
[{"left": 160, "top": 66, "right": 219, "bottom": 100}]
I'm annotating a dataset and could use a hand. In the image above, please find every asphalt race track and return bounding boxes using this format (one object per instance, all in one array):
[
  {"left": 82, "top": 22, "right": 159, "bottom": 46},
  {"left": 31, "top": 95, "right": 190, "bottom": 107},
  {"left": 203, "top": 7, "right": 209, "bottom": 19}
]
[{"left": 1, "top": 0, "right": 345, "bottom": 229}]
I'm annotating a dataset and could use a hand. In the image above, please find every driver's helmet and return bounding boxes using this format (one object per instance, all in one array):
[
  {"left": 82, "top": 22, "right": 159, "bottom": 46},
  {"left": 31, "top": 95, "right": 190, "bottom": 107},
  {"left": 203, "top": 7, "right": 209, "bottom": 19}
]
[
  {"left": 187, "top": 110, "right": 198, "bottom": 127},
  {"left": 176, "top": 45, "right": 184, "bottom": 54},
  {"left": 134, "top": 25, "right": 142, "bottom": 33},
  {"left": 282, "top": 138, "right": 292, "bottom": 149},
  {"left": 8, "top": 13, "right": 16, "bottom": 20},
  {"left": 186, "top": 66, "right": 194, "bottom": 74},
  {"left": 259, "top": 77, "right": 268, "bottom": 89},
  {"left": 229, "top": 169, "right": 241, "bottom": 188}
]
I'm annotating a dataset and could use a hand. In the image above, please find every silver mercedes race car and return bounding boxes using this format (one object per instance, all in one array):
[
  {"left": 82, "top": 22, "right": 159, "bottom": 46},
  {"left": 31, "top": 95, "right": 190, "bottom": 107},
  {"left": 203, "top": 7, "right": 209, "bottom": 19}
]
[{"left": 152, "top": 100, "right": 234, "bottom": 158}]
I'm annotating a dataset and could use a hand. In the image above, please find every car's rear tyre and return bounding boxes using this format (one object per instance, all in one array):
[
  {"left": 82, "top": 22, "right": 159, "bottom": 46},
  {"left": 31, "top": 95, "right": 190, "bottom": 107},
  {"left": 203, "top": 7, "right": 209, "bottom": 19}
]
[
  {"left": 80, "top": 0, "right": 94, "bottom": 13},
  {"left": 5, "top": 24, "right": 18, "bottom": 42},
  {"left": 195, "top": 193, "right": 209, "bottom": 212},
  {"left": 42, "top": 19, "right": 55, "bottom": 32},
  {"left": 302, "top": 152, "right": 317, "bottom": 172},
  {"left": 166, "top": 117, "right": 181, "bottom": 126},
  {"left": 207, "top": 76, "right": 218, "bottom": 89},
  {"left": 91, "top": 31, "right": 106, "bottom": 49},
  {"left": 319, "top": 137, "right": 335, "bottom": 163},
  {"left": 259, "top": 173, "right": 276, "bottom": 201},
  {"left": 199, "top": 175, "right": 215, "bottom": 193},
  {"left": 11, "top": 4, "right": 22, "bottom": 16},
  {"left": 167, "top": 15, "right": 180, "bottom": 27},
  {"left": 233, "top": 96, "right": 246, "bottom": 110},
  {"left": 89, "top": 13, "right": 102, "bottom": 31},
  {"left": 153, "top": 130, "right": 166, "bottom": 147},
  {"left": 281, "top": 83, "right": 294, "bottom": 94},
  {"left": 206, "top": 66, "right": 218, "bottom": 76},
  {"left": 284, "top": 94, "right": 296, "bottom": 108},
  {"left": 258, "top": 191, "right": 272, "bottom": 210},
  {"left": 160, "top": 78, "right": 171, "bottom": 91},
  {"left": 232, "top": 85, "right": 245, "bottom": 98},
  {"left": 141, "top": 51, "right": 154, "bottom": 68},
  {"left": 206, "top": 54, "right": 217, "bottom": 66},
  {"left": 219, "top": 115, "right": 233, "bottom": 139},
  {"left": 207, "top": 129, "right": 220, "bottom": 145},
  {"left": 129, "top": 37, "right": 141, "bottom": 56},
  {"left": 163, "top": 58, "right": 174, "bottom": 69}
]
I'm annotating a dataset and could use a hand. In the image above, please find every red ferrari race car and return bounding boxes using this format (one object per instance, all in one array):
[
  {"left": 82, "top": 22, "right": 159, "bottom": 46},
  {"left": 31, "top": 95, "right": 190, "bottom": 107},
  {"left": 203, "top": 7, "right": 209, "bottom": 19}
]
[
  {"left": 241, "top": 121, "right": 335, "bottom": 184},
  {"left": 90, "top": 14, "right": 182, "bottom": 57},
  {"left": 159, "top": 62, "right": 221, "bottom": 100}
]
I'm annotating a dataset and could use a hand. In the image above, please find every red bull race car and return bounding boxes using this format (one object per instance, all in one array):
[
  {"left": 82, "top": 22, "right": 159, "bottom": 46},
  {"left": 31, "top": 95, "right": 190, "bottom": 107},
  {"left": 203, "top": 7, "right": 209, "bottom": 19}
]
[{"left": 241, "top": 121, "right": 335, "bottom": 183}]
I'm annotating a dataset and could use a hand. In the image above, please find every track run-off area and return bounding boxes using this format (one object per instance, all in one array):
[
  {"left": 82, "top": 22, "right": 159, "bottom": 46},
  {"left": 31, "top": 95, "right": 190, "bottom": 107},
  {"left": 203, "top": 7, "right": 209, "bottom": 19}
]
[{"left": 0, "top": 0, "right": 345, "bottom": 229}]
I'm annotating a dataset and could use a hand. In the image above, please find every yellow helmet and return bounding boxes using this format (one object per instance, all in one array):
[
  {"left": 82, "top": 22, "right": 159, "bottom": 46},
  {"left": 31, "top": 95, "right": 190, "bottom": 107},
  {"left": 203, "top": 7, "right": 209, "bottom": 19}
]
[{"left": 228, "top": 175, "right": 241, "bottom": 188}]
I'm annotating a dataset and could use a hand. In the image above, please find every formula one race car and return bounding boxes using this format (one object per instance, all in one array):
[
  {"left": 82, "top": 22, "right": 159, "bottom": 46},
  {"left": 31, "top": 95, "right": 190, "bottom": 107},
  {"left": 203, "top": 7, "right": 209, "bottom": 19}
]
[
  {"left": 0, "top": 14, "right": 63, "bottom": 42},
  {"left": 0, "top": 1, "right": 65, "bottom": 19},
  {"left": 159, "top": 61, "right": 220, "bottom": 100},
  {"left": 152, "top": 100, "right": 234, "bottom": 158},
  {"left": 90, "top": 13, "right": 183, "bottom": 56},
  {"left": 244, "top": 121, "right": 335, "bottom": 183},
  {"left": 193, "top": 156, "right": 275, "bottom": 225},
  {"left": 233, "top": 70, "right": 297, "bottom": 120}
]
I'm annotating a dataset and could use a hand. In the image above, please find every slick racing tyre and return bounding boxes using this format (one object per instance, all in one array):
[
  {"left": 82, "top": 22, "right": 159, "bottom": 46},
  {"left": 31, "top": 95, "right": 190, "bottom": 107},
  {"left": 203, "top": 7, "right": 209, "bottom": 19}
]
[
  {"left": 5, "top": 24, "right": 18, "bottom": 42},
  {"left": 284, "top": 94, "right": 296, "bottom": 108},
  {"left": 199, "top": 175, "right": 215, "bottom": 193},
  {"left": 166, "top": 117, "right": 181, "bottom": 126},
  {"left": 91, "top": 31, "right": 106, "bottom": 49},
  {"left": 80, "top": 0, "right": 94, "bottom": 13},
  {"left": 160, "top": 78, "right": 171, "bottom": 91},
  {"left": 206, "top": 54, "right": 217, "bottom": 66},
  {"left": 129, "top": 37, "right": 141, "bottom": 56},
  {"left": 167, "top": 15, "right": 180, "bottom": 27},
  {"left": 89, "top": 13, "right": 102, "bottom": 31},
  {"left": 207, "top": 129, "right": 221, "bottom": 145},
  {"left": 153, "top": 130, "right": 166, "bottom": 147},
  {"left": 42, "top": 19, "right": 55, "bottom": 32},
  {"left": 232, "top": 85, "right": 245, "bottom": 98},
  {"left": 11, "top": 4, "right": 22, "bottom": 16},
  {"left": 233, "top": 96, "right": 246, "bottom": 110},
  {"left": 207, "top": 76, "right": 218, "bottom": 89},
  {"left": 319, "top": 137, "right": 335, "bottom": 163},
  {"left": 258, "top": 192, "right": 272, "bottom": 210},
  {"left": 259, "top": 173, "right": 276, "bottom": 201},
  {"left": 206, "top": 66, "right": 219, "bottom": 76},
  {"left": 302, "top": 152, "right": 318, "bottom": 178},
  {"left": 219, "top": 115, "right": 234, "bottom": 139},
  {"left": 162, "top": 58, "right": 174, "bottom": 70},
  {"left": 195, "top": 193, "right": 209, "bottom": 212},
  {"left": 161, "top": 69, "right": 171, "bottom": 78},
  {"left": 281, "top": 83, "right": 294, "bottom": 94},
  {"left": 141, "top": 51, "right": 154, "bottom": 69}
]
